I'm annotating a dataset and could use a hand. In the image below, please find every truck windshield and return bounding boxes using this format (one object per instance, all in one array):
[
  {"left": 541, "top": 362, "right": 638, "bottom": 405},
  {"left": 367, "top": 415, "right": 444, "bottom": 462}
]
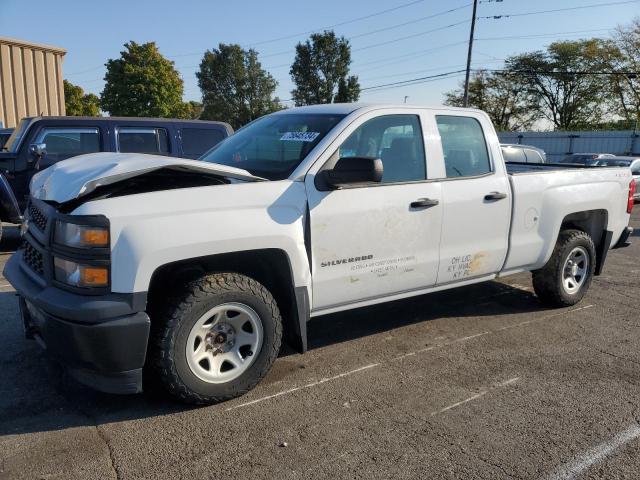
[
  {"left": 199, "top": 113, "right": 345, "bottom": 180},
  {"left": 2, "top": 118, "right": 30, "bottom": 152}
]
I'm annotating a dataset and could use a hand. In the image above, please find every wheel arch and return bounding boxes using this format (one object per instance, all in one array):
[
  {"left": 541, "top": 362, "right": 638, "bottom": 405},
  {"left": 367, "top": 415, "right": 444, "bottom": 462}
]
[
  {"left": 146, "top": 248, "right": 310, "bottom": 353},
  {"left": 558, "top": 209, "right": 609, "bottom": 275}
]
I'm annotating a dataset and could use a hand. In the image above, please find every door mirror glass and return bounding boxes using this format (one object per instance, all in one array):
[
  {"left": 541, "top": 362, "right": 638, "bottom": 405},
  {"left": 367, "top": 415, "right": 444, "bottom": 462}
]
[
  {"left": 28, "top": 142, "right": 47, "bottom": 160},
  {"left": 323, "top": 156, "right": 383, "bottom": 188}
]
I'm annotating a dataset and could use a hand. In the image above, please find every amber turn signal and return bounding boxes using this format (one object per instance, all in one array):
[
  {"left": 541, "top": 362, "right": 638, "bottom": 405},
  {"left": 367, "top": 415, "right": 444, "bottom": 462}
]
[
  {"left": 80, "top": 266, "right": 109, "bottom": 287},
  {"left": 80, "top": 228, "right": 110, "bottom": 246}
]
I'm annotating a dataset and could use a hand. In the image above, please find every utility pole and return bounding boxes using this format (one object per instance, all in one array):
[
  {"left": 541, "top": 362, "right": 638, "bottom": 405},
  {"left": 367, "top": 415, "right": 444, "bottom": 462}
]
[{"left": 463, "top": 0, "right": 479, "bottom": 107}]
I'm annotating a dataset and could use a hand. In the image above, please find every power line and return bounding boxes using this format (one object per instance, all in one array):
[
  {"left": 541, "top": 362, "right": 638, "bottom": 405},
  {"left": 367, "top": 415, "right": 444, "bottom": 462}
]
[
  {"left": 488, "top": 69, "right": 640, "bottom": 75},
  {"left": 360, "top": 67, "right": 638, "bottom": 94},
  {"left": 361, "top": 71, "right": 467, "bottom": 94},
  {"left": 353, "top": 20, "right": 469, "bottom": 52},
  {"left": 241, "top": 6, "right": 471, "bottom": 59},
  {"left": 478, "top": 0, "right": 640, "bottom": 19},
  {"left": 363, "top": 59, "right": 504, "bottom": 82},
  {"left": 348, "top": 3, "right": 471, "bottom": 40},
  {"left": 361, "top": 69, "right": 468, "bottom": 91},
  {"left": 67, "top": 0, "right": 435, "bottom": 73},
  {"left": 247, "top": 0, "right": 429, "bottom": 47},
  {"left": 475, "top": 28, "right": 613, "bottom": 41}
]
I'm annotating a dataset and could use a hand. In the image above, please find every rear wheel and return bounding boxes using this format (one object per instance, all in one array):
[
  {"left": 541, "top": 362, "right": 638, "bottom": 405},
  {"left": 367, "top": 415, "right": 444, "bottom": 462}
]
[
  {"left": 150, "top": 273, "right": 282, "bottom": 404},
  {"left": 532, "top": 229, "right": 596, "bottom": 307}
]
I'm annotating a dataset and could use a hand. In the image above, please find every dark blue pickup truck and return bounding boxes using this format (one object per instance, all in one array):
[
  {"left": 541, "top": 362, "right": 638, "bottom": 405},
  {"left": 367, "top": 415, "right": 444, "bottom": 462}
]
[{"left": 0, "top": 116, "right": 232, "bottom": 240}]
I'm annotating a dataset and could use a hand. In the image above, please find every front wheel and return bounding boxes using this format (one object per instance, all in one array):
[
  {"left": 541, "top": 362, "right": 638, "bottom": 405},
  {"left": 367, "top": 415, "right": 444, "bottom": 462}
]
[
  {"left": 150, "top": 273, "right": 282, "bottom": 404},
  {"left": 532, "top": 229, "right": 596, "bottom": 307}
]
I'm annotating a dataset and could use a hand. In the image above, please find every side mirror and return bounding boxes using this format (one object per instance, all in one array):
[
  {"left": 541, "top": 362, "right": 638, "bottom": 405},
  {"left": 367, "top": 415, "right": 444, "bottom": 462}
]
[
  {"left": 322, "top": 156, "right": 383, "bottom": 188},
  {"left": 29, "top": 143, "right": 47, "bottom": 161}
]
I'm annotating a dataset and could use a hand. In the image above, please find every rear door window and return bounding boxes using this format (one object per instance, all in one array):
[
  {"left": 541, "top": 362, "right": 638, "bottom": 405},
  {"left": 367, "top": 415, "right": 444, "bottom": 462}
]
[
  {"left": 436, "top": 116, "right": 491, "bottom": 178},
  {"left": 118, "top": 128, "right": 169, "bottom": 154},
  {"left": 182, "top": 128, "right": 225, "bottom": 157}
]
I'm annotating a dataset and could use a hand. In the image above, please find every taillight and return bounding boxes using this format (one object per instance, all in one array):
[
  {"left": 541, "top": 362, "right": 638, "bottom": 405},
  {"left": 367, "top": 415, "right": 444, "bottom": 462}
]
[{"left": 629, "top": 179, "right": 636, "bottom": 214}]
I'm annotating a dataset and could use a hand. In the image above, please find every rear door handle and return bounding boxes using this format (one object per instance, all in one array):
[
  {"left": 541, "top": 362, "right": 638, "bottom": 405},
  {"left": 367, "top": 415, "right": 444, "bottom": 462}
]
[
  {"left": 484, "top": 192, "right": 508, "bottom": 201},
  {"left": 410, "top": 198, "right": 439, "bottom": 209}
]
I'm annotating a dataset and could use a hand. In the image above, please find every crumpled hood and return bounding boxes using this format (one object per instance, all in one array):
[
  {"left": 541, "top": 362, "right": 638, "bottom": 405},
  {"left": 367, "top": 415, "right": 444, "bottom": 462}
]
[{"left": 30, "top": 152, "right": 263, "bottom": 203}]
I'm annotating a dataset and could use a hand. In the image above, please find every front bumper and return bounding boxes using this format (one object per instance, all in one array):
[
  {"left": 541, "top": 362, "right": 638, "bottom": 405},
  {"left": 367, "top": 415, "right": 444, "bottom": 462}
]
[{"left": 4, "top": 251, "right": 150, "bottom": 394}]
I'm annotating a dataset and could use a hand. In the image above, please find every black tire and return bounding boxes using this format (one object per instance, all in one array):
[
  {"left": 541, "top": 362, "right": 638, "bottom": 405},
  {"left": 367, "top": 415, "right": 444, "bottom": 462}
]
[
  {"left": 532, "top": 229, "right": 596, "bottom": 307},
  {"left": 149, "top": 272, "right": 282, "bottom": 405}
]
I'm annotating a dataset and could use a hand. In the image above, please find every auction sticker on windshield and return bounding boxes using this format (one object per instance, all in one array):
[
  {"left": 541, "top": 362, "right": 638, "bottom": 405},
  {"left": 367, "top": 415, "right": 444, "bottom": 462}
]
[{"left": 280, "top": 132, "right": 320, "bottom": 142}]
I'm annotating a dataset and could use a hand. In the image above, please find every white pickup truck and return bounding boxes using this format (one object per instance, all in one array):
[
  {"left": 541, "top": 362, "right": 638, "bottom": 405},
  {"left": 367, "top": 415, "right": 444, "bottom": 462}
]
[{"left": 5, "top": 104, "right": 635, "bottom": 404}]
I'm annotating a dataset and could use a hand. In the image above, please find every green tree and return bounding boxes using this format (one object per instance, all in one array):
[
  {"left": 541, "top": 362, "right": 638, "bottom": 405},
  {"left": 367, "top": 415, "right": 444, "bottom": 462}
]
[
  {"left": 444, "top": 70, "right": 539, "bottom": 130},
  {"left": 177, "top": 100, "right": 204, "bottom": 120},
  {"left": 63, "top": 80, "right": 100, "bottom": 116},
  {"left": 608, "top": 18, "right": 640, "bottom": 128},
  {"left": 197, "top": 44, "right": 282, "bottom": 129},
  {"left": 505, "top": 39, "right": 612, "bottom": 130},
  {"left": 290, "top": 30, "right": 360, "bottom": 105},
  {"left": 100, "top": 41, "right": 187, "bottom": 118}
]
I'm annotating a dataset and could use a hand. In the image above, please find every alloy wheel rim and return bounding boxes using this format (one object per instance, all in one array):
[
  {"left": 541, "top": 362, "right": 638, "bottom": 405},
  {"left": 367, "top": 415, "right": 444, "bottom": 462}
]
[
  {"left": 186, "top": 302, "right": 263, "bottom": 384},
  {"left": 562, "top": 246, "right": 589, "bottom": 294}
]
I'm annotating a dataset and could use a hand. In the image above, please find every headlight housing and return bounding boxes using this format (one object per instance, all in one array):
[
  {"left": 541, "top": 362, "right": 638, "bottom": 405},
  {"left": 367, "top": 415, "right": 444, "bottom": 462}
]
[
  {"left": 54, "top": 220, "right": 109, "bottom": 248},
  {"left": 54, "top": 258, "right": 109, "bottom": 288}
]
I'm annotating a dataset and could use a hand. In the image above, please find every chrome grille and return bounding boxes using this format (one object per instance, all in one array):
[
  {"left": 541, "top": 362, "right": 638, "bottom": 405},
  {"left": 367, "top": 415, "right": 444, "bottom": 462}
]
[{"left": 22, "top": 241, "right": 44, "bottom": 276}]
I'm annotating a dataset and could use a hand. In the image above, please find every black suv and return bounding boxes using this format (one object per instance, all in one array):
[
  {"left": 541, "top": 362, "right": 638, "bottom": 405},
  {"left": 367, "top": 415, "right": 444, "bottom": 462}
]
[{"left": 0, "top": 116, "right": 232, "bottom": 236}]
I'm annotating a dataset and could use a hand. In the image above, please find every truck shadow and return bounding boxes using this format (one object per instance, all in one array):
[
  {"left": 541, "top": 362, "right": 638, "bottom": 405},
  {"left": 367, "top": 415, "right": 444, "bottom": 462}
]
[{"left": 0, "top": 280, "right": 547, "bottom": 437}]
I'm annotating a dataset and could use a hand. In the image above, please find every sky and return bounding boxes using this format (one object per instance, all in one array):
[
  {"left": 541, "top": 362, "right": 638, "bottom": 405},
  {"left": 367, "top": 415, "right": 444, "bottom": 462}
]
[{"left": 1, "top": 0, "right": 638, "bottom": 107}]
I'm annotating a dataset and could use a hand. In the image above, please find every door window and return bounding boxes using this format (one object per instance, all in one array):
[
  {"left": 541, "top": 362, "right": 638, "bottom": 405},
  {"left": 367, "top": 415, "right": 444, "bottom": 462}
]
[
  {"left": 338, "top": 115, "right": 426, "bottom": 183},
  {"left": 182, "top": 128, "right": 225, "bottom": 157},
  {"left": 436, "top": 116, "right": 491, "bottom": 178},
  {"left": 118, "top": 128, "right": 169, "bottom": 154},
  {"left": 36, "top": 128, "right": 100, "bottom": 156}
]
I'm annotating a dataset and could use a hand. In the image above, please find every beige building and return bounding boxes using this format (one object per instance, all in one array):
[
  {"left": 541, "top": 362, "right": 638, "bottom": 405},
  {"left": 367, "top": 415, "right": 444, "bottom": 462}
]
[{"left": 0, "top": 37, "right": 66, "bottom": 129}]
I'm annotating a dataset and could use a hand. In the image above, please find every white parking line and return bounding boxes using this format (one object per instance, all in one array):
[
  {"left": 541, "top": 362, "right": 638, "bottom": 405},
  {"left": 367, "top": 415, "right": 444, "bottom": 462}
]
[
  {"left": 431, "top": 377, "right": 520, "bottom": 416},
  {"left": 225, "top": 363, "right": 380, "bottom": 411},
  {"left": 226, "top": 303, "right": 594, "bottom": 412},
  {"left": 547, "top": 424, "right": 640, "bottom": 480},
  {"left": 496, "top": 304, "right": 594, "bottom": 332}
]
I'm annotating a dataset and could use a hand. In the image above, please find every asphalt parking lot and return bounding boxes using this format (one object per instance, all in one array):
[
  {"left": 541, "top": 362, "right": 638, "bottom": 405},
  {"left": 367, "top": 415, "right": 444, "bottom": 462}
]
[{"left": 1, "top": 210, "right": 639, "bottom": 480}]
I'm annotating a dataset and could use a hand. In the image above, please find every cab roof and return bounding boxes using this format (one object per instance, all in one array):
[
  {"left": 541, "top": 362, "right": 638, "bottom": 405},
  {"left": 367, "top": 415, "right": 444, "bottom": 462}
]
[{"left": 272, "top": 103, "right": 484, "bottom": 116}]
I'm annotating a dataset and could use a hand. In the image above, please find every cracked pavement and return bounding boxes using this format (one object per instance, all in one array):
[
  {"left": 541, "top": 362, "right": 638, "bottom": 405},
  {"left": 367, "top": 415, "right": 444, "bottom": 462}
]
[{"left": 0, "top": 209, "right": 639, "bottom": 479}]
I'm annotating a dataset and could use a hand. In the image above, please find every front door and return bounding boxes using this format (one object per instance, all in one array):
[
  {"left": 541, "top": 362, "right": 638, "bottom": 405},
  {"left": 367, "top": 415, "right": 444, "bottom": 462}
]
[{"left": 306, "top": 113, "right": 443, "bottom": 311}]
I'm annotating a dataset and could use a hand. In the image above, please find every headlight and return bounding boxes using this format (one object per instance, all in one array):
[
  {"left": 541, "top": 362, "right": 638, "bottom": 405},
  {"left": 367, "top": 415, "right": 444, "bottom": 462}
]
[
  {"left": 54, "top": 220, "right": 109, "bottom": 248},
  {"left": 54, "top": 258, "right": 109, "bottom": 288}
]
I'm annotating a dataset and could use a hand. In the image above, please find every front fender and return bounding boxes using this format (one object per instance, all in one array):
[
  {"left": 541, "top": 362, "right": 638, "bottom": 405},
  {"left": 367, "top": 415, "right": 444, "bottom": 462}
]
[{"left": 0, "top": 173, "right": 23, "bottom": 223}]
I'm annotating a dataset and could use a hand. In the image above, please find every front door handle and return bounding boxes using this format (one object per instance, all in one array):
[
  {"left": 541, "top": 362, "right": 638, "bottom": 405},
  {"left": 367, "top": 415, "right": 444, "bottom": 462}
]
[
  {"left": 410, "top": 198, "right": 439, "bottom": 209},
  {"left": 484, "top": 192, "right": 508, "bottom": 201}
]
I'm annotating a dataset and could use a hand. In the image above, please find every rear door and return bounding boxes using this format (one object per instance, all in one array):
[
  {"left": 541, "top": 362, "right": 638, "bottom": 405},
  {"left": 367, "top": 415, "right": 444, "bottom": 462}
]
[
  {"left": 306, "top": 110, "right": 443, "bottom": 311},
  {"left": 433, "top": 113, "right": 511, "bottom": 284}
]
